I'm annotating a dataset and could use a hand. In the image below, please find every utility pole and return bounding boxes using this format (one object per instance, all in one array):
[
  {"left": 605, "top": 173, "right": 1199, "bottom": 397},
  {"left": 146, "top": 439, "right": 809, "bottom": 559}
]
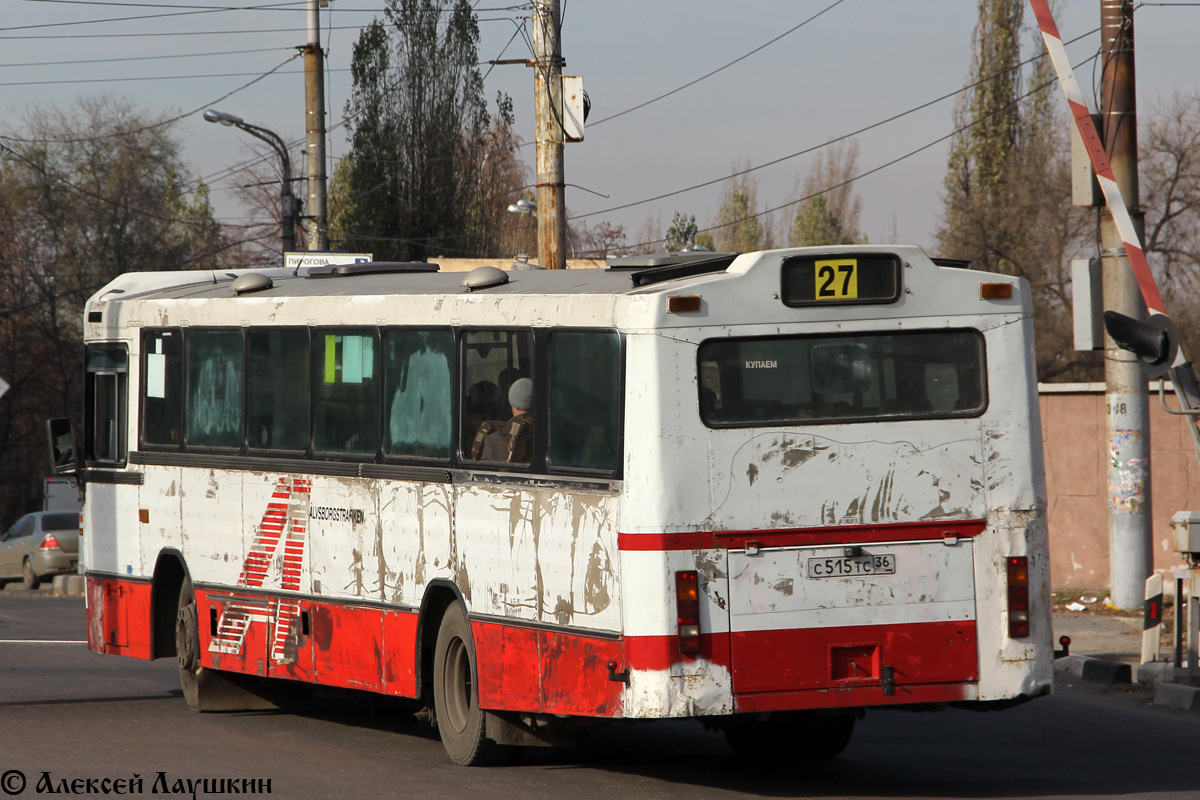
[
  {"left": 532, "top": 0, "right": 566, "bottom": 269},
  {"left": 302, "top": 0, "right": 328, "bottom": 251},
  {"left": 1101, "top": 0, "right": 1151, "bottom": 610}
]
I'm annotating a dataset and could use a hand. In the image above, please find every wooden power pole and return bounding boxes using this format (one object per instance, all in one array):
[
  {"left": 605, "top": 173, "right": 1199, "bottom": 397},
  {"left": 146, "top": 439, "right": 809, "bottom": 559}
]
[
  {"left": 532, "top": 0, "right": 566, "bottom": 269},
  {"left": 302, "top": 0, "right": 328, "bottom": 251}
]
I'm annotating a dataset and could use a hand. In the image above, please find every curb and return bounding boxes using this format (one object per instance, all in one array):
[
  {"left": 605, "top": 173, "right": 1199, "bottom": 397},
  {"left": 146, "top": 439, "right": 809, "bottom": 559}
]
[
  {"left": 1053, "top": 654, "right": 1132, "bottom": 684},
  {"left": 1136, "top": 661, "right": 1174, "bottom": 689},
  {"left": 1153, "top": 682, "right": 1200, "bottom": 713},
  {"left": 51, "top": 574, "right": 85, "bottom": 597}
]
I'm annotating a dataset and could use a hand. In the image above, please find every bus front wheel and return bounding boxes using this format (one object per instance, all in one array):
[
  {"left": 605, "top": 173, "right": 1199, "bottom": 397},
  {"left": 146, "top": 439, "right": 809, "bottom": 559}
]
[{"left": 431, "top": 603, "right": 509, "bottom": 766}]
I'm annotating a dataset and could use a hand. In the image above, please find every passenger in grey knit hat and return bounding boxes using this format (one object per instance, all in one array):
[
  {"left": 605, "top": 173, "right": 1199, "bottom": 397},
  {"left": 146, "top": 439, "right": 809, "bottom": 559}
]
[
  {"left": 475, "top": 377, "right": 534, "bottom": 463},
  {"left": 507, "top": 377, "right": 533, "bottom": 413}
]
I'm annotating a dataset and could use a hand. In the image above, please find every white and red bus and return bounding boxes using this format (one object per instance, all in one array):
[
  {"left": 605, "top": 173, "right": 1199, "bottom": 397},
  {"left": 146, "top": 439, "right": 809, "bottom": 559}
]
[{"left": 61, "top": 246, "right": 1053, "bottom": 764}]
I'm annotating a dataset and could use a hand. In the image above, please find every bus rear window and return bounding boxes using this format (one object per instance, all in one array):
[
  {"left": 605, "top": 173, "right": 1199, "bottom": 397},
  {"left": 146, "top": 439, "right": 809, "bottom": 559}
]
[{"left": 699, "top": 329, "right": 986, "bottom": 426}]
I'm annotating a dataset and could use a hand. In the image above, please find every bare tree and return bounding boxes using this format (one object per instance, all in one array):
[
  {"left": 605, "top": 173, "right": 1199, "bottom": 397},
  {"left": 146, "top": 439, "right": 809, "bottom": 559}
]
[
  {"left": 937, "top": 0, "right": 1095, "bottom": 381},
  {"left": 712, "top": 163, "right": 764, "bottom": 253},
  {"left": 575, "top": 221, "right": 628, "bottom": 259},
  {"left": 1142, "top": 93, "right": 1200, "bottom": 351},
  {"left": 790, "top": 139, "right": 866, "bottom": 246},
  {"left": 0, "top": 97, "right": 220, "bottom": 524}
]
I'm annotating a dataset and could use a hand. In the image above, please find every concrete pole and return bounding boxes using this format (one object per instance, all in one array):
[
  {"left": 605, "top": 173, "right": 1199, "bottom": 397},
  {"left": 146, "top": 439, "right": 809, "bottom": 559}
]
[
  {"left": 303, "top": 0, "right": 328, "bottom": 251},
  {"left": 1101, "top": 0, "right": 1151, "bottom": 610},
  {"left": 532, "top": 0, "right": 566, "bottom": 269}
]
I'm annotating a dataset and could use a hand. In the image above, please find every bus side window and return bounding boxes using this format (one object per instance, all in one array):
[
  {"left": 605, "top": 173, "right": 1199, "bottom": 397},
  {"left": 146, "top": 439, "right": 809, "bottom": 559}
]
[
  {"left": 247, "top": 330, "right": 309, "bottom": 451},
  {"left": 85, "top": 344, "right": 128, "bottom": 463},
  {"left": 142, "top": 330, "right": 183, "bottom": 447},
  {"left": 460, "top": 330, "right": 533, "bottom": 464},
  {"left": 385, "top": 329, "right": 452, "bottom": 460},
  {"left": 313, "top": 330, "right": 379, "bottom": 456},
  {"left": 548, "top": 331, "right": 620, "bottom": 472},
  {"left": 187, "top": 330, "right": 244, "bottom": 448}
]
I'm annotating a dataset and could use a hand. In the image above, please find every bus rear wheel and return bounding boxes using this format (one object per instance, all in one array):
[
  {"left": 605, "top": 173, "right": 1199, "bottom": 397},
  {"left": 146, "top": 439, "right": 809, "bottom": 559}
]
[
  {"left": 176, "top": 577, "right": 202, "bottom": 710},
  {"left": 432, "top": 603, "right": 509, "bottom": 766},
  {"left": 723, "top": 711, "right": 856, "bottom": 761}
]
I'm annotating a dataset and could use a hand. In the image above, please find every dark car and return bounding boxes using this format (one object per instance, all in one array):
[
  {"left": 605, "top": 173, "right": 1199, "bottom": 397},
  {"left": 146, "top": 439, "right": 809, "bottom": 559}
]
[{"left": 0, "top": 511, "right": 80, "bottom": 589}]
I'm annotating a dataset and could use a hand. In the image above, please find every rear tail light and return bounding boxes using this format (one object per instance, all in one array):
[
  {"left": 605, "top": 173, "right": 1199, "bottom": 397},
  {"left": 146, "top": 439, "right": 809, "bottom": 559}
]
[
  {"left": 675, "top": 570, "right": 701, "bottom": 655},
  {"left": 40, "top": 534, "right": 62, "bottom": 550},
  {"left": 1007, "top": 556, "right": 1030, "bottom": 638}
]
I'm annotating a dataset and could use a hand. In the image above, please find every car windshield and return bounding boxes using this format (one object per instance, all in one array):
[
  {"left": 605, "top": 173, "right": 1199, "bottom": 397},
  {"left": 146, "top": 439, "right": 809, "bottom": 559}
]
[{"left": 42, "top": 512, "right": 78, "bottom": 531}]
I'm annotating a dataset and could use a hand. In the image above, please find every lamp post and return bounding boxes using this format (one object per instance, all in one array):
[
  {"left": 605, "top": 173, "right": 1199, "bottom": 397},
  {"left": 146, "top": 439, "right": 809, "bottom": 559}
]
[
  {"left": 506, "top": 198, "right": 575, "bottom": 261},
  {"left": 203, "top": 109, "right": 298, "bottom": 254},
  {"left": 506, "top": 198, "right": 538, "bottom": 268}
]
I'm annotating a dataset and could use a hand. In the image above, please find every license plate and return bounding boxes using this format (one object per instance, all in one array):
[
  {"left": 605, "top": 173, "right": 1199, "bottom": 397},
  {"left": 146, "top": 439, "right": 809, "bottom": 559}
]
[{"left": 807, "top": 553, "right": 896, "bottom": 578}]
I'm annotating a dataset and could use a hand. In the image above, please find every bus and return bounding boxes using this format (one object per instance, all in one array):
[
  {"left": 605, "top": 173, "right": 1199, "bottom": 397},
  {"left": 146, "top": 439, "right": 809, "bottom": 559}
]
[{"left": 58, "top": 246, "right": 1053, "bottom": 765}]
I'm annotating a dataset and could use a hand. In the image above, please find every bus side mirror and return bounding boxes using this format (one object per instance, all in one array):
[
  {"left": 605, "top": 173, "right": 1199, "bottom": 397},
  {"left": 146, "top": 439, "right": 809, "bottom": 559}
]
[{"left": 46, "top": 417, "right": 79, "bottom": 477}]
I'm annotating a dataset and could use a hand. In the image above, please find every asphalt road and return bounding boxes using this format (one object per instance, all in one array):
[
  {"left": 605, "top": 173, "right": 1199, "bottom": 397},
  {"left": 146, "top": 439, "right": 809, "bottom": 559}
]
[{"left": 2, "top": 592, "right": 1198, "bottom": 800}]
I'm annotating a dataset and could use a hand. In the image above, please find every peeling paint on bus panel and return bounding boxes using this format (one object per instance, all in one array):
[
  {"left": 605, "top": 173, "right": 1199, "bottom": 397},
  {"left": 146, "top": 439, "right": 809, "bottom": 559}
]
[{"left": 451, "top": 483, "right": 621, "bottom": 631}]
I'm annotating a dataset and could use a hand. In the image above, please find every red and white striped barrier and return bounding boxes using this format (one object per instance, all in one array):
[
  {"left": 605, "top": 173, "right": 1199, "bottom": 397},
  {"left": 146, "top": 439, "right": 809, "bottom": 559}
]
[{"left": 1027, "top": 1, "right": 1169, "bottom": 321}]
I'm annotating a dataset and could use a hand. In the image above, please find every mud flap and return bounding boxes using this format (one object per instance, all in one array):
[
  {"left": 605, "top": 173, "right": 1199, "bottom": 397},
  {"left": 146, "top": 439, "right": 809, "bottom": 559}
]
[
  {"left": 189, "top": 667, "right": 306, "bottom": 712},
  {"left": 484, "top": 710, "right": 577, "bottom": 748}
]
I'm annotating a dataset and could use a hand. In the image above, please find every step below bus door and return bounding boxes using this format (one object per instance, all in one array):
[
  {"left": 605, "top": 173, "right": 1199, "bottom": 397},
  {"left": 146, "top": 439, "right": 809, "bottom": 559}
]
[{"left": 726, "top": 539, "right": 980, "bottom": 700}]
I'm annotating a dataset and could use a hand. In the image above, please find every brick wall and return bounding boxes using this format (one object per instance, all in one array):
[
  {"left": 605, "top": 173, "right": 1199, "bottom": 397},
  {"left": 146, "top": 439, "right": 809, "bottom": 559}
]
[{"left": 1041, "top": 384, "right": 1198, "bottom": 590}]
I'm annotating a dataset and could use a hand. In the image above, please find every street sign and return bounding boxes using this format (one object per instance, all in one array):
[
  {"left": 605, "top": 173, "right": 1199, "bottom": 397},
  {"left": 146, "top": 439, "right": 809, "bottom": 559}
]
[{"left": 284, "top": 252, "right": 373, "bottom": 271}]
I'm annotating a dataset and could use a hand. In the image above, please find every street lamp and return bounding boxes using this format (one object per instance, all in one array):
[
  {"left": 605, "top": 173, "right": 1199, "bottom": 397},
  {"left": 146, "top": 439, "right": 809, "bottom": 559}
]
[
  {"left": 506, "top": 198, "right": 537, "bottom": 215},
  {"left": 504, "top": 198, "right": 576, "bottom": 260},
  {"left": 505, "top": 198, "right": 539, "bottom": 268},
  {"left": 203, "top": 109, "right": 298, "bottom": 254}
]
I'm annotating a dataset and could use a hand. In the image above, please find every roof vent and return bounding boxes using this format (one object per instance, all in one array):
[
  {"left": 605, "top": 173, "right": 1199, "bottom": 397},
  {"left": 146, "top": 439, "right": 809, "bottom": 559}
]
[
  {"left": 462, "top": 266, "right": 510, "bottom": 291},
  {"left": 231, "top": 273, "right": 274, "bottom": 295},
  {"left": 306, "top": 261, "right": 439, "bottom": 278}
]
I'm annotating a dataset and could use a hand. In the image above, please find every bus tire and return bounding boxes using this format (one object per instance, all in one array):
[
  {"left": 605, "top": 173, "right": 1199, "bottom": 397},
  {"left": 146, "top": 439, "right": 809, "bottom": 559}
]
[
  {"left": 723, "top": 712, "right": 855, "bottom": 761},
  {"left": 23, "top": 559, "right": 40, "bottom": 590},
  {"left": 176, "top": 577, "right": 202, "bottom": 710},
  {"left": 432, "top": 603, "right": 509, "bottom": 766}
]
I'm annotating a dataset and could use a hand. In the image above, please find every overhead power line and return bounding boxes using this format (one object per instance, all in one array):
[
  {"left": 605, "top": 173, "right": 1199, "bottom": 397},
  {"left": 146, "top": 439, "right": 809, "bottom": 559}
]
[
  {"left": 0, "top": 10, "right": 522, "bottom": 38},
  {"left": 0, "top": 45, "right": 288, "bottom": 69},
  {"left": 0, "top": 23, "right": 366, "bottom": 39},
  {"left": 1, "top": 3, "right": 298, "bottom": 32},
  {"left": 589, "top": 0, "right": 850, "bottom": 128},
  {"left": 0, "top": 53, "right": 299, "bottom": 146},
  {"left": 626, "top": 52, "right": 1104, "bottom": 252},
  {"left": 570, "top": 26, "right": 1100, "bottom": 223},
  {"left": 18, "top": 0, "right": 522, "bottom": 11}
]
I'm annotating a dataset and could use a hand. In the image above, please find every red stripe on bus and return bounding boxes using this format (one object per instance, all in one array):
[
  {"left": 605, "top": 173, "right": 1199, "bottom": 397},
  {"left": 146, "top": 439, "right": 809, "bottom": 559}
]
[
  {"left": 618, "top": 520, "right": 986, "bottom": 551},
  {"left": 624, "top": 631, "right": 732, "bottom": 672},
  {"left": 191, "top": 586, "right": 625, "bottom": 716},
  {"left": 472, "top": 620, "right": 625, "bottom": 717},
  {"left": 88, "top": 576, "right": 981, "bottom": 719},
  {"left": 196, "top": 588, "right": 419, "bottom": 697},
  {"left": 86, "top": 575, "right": 153, "bottom": 660},
  {"left": 729, "top": 620, "right": 978, "bottom": 695}
]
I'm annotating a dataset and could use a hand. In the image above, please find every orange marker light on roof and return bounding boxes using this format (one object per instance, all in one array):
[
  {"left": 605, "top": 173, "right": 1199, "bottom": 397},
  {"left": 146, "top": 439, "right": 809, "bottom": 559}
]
[
  {"left": 668, "top": 295, "right": 701, "bottom": 313},
  {"left": 980, "top": 282, "right": 1013, "bottom": 299}
]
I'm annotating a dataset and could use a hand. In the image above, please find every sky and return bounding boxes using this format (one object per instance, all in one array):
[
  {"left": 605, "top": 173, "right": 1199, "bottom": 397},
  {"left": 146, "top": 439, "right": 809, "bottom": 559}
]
[{"left": 3, "top": 0, "right": 1199, "bottom": 258}]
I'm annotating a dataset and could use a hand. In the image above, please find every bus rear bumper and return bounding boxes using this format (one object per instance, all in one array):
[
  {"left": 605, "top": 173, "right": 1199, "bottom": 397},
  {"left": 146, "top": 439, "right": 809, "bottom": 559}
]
[{"left": 732, "top": 681, "right": 976, "bottom": 714}]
